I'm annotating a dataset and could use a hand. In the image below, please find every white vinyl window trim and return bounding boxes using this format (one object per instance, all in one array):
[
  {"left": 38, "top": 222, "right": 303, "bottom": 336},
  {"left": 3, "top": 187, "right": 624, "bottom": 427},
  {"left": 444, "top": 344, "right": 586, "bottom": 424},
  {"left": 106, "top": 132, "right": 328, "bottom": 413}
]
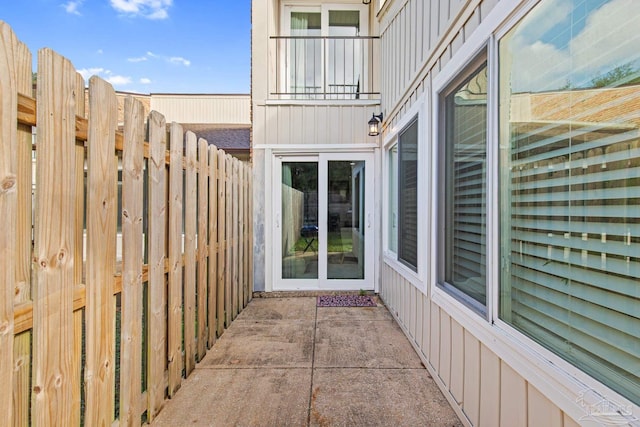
[
  {"left": 430, "top": 0, "right": 640, "bottom": 414},
  {"left": 383, "top": 93, "right": 428, "bottom": 293}
]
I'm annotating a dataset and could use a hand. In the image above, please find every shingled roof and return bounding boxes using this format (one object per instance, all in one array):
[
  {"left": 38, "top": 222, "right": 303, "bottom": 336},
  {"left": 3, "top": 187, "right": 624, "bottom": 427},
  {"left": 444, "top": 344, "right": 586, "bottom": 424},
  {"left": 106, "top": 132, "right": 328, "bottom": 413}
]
[{"left": 181, "top": 123, "right": 251, "bottom": 152}]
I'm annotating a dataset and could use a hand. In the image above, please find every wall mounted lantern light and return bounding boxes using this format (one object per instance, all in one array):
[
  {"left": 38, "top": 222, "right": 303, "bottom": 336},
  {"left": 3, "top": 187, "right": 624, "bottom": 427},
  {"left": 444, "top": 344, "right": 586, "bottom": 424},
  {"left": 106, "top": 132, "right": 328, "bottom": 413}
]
[{"left": 368, "top": 113, "right": 383, "bottom": 136}]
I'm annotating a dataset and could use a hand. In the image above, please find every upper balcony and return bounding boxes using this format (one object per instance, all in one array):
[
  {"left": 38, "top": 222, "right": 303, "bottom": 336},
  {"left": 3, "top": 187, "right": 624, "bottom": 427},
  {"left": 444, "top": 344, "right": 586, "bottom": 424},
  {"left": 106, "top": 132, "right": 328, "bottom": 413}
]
[
  {"left": 265, "top": 4, "right": 380, "bottom": 102},
  {"left": 269, "top": 35, "right": 380, "bottom": 101}
]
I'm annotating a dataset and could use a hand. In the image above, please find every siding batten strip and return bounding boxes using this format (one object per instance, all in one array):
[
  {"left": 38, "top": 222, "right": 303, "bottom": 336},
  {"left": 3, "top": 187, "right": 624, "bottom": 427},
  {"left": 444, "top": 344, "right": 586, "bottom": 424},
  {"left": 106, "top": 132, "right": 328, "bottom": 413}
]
[
  {"left": 32, "top": 47, "right": 77, "bottom": 426},
  {"left": 85, "top": 75, "right": 118, "bottom": 426},
  {"left": 147, "top": 110, "right": 167, "bottom": 421},
  {"left": 120, "top": 96, "right": 145, "bottom": 425}
]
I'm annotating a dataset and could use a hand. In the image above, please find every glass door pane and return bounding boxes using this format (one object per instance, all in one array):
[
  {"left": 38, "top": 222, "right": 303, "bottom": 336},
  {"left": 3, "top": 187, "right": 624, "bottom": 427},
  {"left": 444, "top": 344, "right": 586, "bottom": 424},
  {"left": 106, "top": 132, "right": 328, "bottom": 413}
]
[
  {"left": 327, "top": 161, "right": 365, "bottom": 279},
  {"left": 281, "top": 162, "right": 318, "bottom": 279},
  {"left": 290, "top": 11, "right": 321, "bottom": 96},
  {"left": 328, "top": 10, "right": 361, "bottom": 99}
]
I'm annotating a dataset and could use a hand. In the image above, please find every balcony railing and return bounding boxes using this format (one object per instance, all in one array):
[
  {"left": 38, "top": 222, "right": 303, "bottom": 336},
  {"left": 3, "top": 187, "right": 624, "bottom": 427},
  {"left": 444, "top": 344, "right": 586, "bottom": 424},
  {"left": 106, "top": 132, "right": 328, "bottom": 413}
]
[{"left": 270, "top": 35, "right": 380, "bottom": 100}]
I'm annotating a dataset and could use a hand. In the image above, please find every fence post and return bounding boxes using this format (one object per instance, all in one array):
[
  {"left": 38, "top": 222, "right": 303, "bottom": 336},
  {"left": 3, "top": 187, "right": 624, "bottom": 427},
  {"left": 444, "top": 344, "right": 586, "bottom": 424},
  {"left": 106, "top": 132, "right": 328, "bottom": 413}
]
[
  {"left": 0, "top": 22, "right": 20, "bottom": 427},
  {"left": 184, "top": 131, "right": 197, "bottom": 375},
  {"left": 85, "top": 75, "right": 118, "bottom": 426},
  {"left": 197, "top": 138, "right": 208, "bottom": 360},
  {"left": 120, "top": 96, "right": 146, "bottom": 425},
  {"left": 147, "top": 110, "right": 167, "bottom": 421},
  {"left": 167, "top": 122, "right": 184, "bottom": 397},
  {"left": 32, "top": 47, "right": 78, "bottom": 426}
]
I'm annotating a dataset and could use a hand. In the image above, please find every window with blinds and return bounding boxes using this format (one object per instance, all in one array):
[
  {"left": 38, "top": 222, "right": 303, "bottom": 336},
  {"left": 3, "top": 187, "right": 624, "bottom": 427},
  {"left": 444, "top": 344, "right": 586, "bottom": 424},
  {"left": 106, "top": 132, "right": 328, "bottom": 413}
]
[
  {"left": 439, "top": 58, "right": 488, "bottom": 311},
  {"left": 398, "top": 117, "right": 418, "bottom": 270},
  {"left": 499, "top": 0, "right": 640, "bottom": 405}
]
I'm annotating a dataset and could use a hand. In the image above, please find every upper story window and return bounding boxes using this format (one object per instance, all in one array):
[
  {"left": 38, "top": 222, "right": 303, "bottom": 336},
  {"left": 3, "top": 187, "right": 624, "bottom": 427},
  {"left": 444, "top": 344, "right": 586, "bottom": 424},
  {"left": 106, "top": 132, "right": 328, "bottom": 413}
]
[{"left": 272, "top": 3, "right": 377, "bottom": 100}]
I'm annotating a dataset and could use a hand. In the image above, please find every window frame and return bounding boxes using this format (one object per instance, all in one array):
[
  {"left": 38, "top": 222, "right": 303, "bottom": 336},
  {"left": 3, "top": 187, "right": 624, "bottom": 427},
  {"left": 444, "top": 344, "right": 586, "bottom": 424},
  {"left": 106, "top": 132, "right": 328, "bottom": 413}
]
[
  {"left": 383, "top": 93, "right": 428, "bottom": 292},
  {"left": 428, "top": 0, "right": 639, "bottom": 414},
  {"left": 434, "top": 49, "right": 492, "bottom": 318}
]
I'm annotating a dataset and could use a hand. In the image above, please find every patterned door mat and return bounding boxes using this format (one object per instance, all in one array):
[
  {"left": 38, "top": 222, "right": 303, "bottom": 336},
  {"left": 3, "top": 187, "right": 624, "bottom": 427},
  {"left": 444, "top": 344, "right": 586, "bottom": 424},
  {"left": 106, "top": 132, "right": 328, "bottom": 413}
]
[{"left": 316, "top": 295, "right": 377, "bottom": 307}]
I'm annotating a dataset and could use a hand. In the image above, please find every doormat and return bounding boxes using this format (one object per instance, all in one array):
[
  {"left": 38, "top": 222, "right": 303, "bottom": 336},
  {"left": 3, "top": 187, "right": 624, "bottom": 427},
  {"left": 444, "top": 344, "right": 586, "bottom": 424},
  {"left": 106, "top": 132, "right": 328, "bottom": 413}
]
[{"left": 317, "top": 295, "right": 377, "bottom": 307}]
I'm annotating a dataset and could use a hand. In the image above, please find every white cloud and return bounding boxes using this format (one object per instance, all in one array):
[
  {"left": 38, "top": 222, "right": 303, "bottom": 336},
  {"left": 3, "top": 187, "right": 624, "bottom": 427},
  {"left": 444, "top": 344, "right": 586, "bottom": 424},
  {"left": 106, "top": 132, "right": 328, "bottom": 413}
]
[
  {"left": 77, "top": 67, "right": 105, "bottom": 80},
  {"left": 96, "top": 49, "right": 104, "bottom": 55},
  {"left": 128, "top": 56, "right": 148, "bottom": 63},
  {"left": 77, "top": 68, "right": 132, "bottom": 87},
  {"left": 131, "top": 51, "right": 190, "bottom": 67},
  {"left": 140, "top": 77, "right": 152, "bottom": 84},
  {"left": 169, "top": 56, "right": 190, "bottom": 67},
  {"left": 106, "top": 75, "right": 133, "bottom": 86},
  {"left": 110, "top": 0, "right": 172, "bottom": 20},
  {"left": 508, "top": 0, "right": 640, "bottom": 92},
  {"left": 63, "top": 0, "right": 84, "bottom": 15}
]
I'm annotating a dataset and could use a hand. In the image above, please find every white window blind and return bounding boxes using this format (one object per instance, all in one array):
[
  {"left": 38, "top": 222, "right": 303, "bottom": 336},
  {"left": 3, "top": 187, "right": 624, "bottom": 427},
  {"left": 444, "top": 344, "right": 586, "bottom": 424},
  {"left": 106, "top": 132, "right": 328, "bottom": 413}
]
[{"left": 499, "top": 0, "right": 640, "bottom": 404}]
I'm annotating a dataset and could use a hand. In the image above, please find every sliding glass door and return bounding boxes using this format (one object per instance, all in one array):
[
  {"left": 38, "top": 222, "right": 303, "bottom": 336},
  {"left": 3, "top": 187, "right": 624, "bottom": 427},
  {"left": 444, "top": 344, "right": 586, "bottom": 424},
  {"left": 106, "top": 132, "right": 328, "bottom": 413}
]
[{"left": 275, "top": 153, "right": 374, "bottom": 290}]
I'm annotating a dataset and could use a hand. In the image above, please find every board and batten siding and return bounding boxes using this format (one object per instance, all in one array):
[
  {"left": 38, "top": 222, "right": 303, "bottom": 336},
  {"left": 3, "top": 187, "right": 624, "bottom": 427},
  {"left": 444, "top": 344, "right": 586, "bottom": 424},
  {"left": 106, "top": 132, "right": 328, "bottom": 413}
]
[
  {"left": 379, "top": 0, "right": 498, "bottom": 126},
  {"left": 253, "top": 103, "right": 379, "bottom": 146},
  {"left": 151, "top": 94, "right": 251, "bottom": 124},
  {"left": 378, "top": 0, "right": 585, "bottom": 426},
  {"left": 381, "top": 264, "right": 582, "bottom": 427}
]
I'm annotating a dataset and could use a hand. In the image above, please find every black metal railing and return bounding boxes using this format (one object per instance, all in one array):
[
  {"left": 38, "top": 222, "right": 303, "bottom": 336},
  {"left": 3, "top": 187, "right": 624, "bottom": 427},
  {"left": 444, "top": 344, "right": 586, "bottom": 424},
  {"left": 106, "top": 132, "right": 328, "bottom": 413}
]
[{"left": 270, "top": 35, "right": 380, "bottom": 100}]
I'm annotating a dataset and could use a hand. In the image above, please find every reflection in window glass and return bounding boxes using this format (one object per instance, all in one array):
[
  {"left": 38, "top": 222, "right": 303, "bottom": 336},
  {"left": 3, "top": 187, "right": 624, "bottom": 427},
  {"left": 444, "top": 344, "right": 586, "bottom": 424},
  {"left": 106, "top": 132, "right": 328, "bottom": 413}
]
[
  {"left": 398, "top": 118, "right": 418, "bottom": 271},
  {"left": 441, "top": 61, "right": 488, "bottom": 309},
  {"left": 499, "top": 0, "right": 640, "bottom": 404},
  {"left": 388, "top": 145, "right": 398, "bottom": 254}
]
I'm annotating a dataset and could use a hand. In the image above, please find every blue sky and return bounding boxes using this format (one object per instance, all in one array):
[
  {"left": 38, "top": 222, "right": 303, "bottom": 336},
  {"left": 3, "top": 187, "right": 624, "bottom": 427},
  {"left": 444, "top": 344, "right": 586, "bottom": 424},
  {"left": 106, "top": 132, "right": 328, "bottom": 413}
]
[{"left": 0, "top": 0, "right": 251, "bottom": 94}]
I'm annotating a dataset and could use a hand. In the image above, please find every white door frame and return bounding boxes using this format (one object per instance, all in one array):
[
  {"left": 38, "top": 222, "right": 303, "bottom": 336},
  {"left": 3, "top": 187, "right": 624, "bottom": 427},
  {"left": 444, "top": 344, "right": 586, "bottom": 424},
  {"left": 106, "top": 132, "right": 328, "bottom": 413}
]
[{"left": 272, "top": 152, "right": 375, "bottom": 291}]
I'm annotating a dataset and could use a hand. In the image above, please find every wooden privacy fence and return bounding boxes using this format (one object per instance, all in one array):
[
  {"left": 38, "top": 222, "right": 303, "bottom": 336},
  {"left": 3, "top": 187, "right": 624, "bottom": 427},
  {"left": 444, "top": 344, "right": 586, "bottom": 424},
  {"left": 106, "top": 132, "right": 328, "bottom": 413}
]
[{"left": 0, "top": 22, "right": 253, "bottom": 426}]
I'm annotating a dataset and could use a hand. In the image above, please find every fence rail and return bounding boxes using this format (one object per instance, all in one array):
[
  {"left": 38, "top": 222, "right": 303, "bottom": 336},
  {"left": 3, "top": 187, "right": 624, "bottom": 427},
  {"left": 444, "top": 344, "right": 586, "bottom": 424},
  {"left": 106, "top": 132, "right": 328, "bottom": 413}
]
[{"left": 0, "top": 21, "right": 252, "bottom": 426}]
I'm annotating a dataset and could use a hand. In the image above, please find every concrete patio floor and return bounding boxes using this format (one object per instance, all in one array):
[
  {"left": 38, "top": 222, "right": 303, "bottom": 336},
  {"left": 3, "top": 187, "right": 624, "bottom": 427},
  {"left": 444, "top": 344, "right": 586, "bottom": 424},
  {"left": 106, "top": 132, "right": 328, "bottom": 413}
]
[{"left": 151, "top": 297, "right": 462, "bottom": 427}]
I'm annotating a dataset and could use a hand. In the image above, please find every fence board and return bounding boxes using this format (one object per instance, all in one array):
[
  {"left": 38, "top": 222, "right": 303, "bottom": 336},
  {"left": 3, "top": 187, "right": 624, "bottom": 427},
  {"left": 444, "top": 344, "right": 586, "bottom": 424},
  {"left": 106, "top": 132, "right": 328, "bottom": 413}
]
[
  {"left": 32, "top": 47, "right": 77, "bottom": 426},
  {"left": 225, "top": 156, "right": 232, "bottom": 327},
  {"left": 238, "top": 161, "right": 245, "bottom": 310},
  {"left": 248, "top": 166, "right": 253, "bottom": 303},
  {"left": 244, "top": 164, "right": 250, "bottom": 307},
  {"left": 167, "top": 122, "right": 184, "bottom": 397},
  {"left": 147, "top": 110, "right": 167, "bottom": 421},
  {"left": 119, "top": 96, "right": 146, "bottom": 425},
  {"left": 184, "top": 131, "right": 197, "bottom": 375},
  {"left": 207, "top": 146, "right": 218, "bottom": 347},
  {"left": 232, "top": 158, "right": 239, "bottom": 319},
  {"left": 2, "top": 22, "right": 255, "bottom": 423},
  {"left": 85, "top": 75, "right": 118, "bottom": 426},
  {"left": 197, "top": 138, "right": 208, "bottom": 360},
  {"left": 71, "top": 71, "right": 85, "bottom": 427},
  {"left": 217, "top": 150, "right": 226, "bottom": 334},
  {"left": 9, "top": 29, "right": 32, "bottom": 427},
  {"left": 0, "top": 22, "right": 19, "bottom": 426}
]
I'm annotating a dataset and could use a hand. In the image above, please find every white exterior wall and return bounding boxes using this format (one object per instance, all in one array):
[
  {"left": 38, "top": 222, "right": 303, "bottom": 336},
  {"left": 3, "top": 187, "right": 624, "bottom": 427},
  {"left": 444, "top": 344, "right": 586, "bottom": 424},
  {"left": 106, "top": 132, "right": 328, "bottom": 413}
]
[
  {"left": 252, "top": 0, "right": 382, "bottom": 292},
  {"left": 377, "top": 0, "right": 638, "bottom": 426},
  {"left": 151, "top": 94, "right": 251, "bottom": 124}
]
